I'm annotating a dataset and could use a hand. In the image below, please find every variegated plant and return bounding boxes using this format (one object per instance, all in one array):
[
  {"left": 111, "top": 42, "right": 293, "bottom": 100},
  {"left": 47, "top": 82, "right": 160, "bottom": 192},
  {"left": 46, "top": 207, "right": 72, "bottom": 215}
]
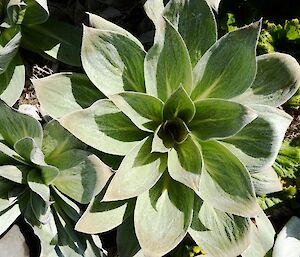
[
  {"left": 33, "top": 0, "right": 300, "bottom": 256},
  {"left": 0, "top": 100, "right": 111, "bottom": 257}
]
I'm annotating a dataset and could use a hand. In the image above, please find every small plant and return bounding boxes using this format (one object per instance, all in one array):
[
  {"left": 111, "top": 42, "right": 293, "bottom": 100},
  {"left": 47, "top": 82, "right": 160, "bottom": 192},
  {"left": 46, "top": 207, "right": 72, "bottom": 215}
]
[
  {"left": 33, "top": 0, "right": 300, "bottom": 256},
  {"left": 0, "top": 100, "right": 110, "bottom": 256}
]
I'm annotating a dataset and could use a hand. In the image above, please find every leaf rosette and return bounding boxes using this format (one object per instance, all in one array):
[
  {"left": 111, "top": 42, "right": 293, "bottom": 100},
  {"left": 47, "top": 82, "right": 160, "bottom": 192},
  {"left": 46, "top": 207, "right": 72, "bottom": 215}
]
[
  {"left": 34, "top": 0, "right": 300, "bottom": 256},
  {"left": 0, "top": 100, "right": 110, "bottom": 257}
]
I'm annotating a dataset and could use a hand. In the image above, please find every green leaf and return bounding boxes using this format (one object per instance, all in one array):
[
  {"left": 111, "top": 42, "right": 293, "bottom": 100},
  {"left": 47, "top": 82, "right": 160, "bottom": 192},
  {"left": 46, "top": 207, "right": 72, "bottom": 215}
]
[
  {"left": 233, "top": 53, "right": 300, "bottom": 107},
  {"left": 6, "top": 0, "right": 26, "bottom": 25},
  {"left": 0, "top": 141, "right": 26, "bottom": 165},
  {"left": 75, "top": 195, "right": 135, "bottom": 234},
  {"left": 87, "top": 12, "right": 144, "bottom": 49},
  {"left": 163, "top": 0, "right": 217, "bottom": 67},
  {"left": 27, "top": 169, "right": 50, "bottom": 202},
  {"left": 0, "top": 54, "right": 25, "bottom": 106},
  {"left": 251, "top": 167, "right": 282, "bottom": 195},
  {"left": 33, "top": 73, "right": 104, "bottom": 119},
  {"left": 0, "top": 165, "right": 28, "bottom": 184},
  {"left": 29, "top": 191, "right": 50, "bottom": 224},
  {"left": 103, "top": 137, "right": 166, "bottom": 201},
  {"left": 189, "top": 99, "right": 257, "bottom": 141},
  {"left": 191, "top": 21, "right": 261, "bottom": 100},
  {"left": 144, "top": 18, "right": 193, "bottom": 101},
  {"left": 163, "top": 85, "right": 195, "bottom": 123},
  {"left": 189, "top": 201, "right": 252, "bottom": 257},
  {"left": 82, "top": 25, "right": 145, "bottom": 96},
  {"left": 51, "top": 149, "right": 112, "bottom": 204},
  {"left": 0, "top": 100, "right": 43, "bottom": 147},
  {"left": 110, "top": 92, "right": 163, "bottom": 132},
  {"left": 22, "top": 0, "right": 49, "bottom": 25},
  {"left": 0, "top": 204, "right": 21, "bottom": 235},
  {"left": 0, "top": 178, "right": 19, "bottom": 212},
  {"left": 22, "top": 18, "right": 82, "bottom": 66},
  {"left": 0, "top": 32, "right": 21, "bottom": 74},
  {"left": 222, "top": 105, "right": 292, "bottom": 172},
  {"left": 134, "top": 174, "right": 193, "bottom": 256},
  {"left": 199, "top": 140, "right": 259, "bottom": 217},
  {"left": 117, "top": 215, "right": 141, "bottom": 257},
  {"left": 59, "top": 99, "right": 147, "bottom": 156},
  {"left": 151, "top": 125, "right": 170, "bottom": 153},
  {"left": 242, "top": 209, "right": 275, "bottom": 257},
  {"left": 42, "top": 120, "right": 87, "bottom": 162},
  {"left": 168, "top": 136, "right": 202, "bottom": 191},
  {"left": 273, "top": 216, "right": 300, "bottom": 257}
]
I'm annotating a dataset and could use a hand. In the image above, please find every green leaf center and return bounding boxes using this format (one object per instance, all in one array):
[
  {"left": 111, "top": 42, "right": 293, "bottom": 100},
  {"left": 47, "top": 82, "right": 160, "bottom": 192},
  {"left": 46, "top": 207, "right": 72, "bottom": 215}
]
[{"left": 161, "top": 118, "right": 189, "bottom": 146}]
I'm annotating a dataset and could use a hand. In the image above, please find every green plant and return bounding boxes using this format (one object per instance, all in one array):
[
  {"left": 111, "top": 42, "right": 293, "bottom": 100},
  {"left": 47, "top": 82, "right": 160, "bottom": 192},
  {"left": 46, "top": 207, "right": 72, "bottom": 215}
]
[
  {"left": 33, "top": 0, "right": 300, "bottom": 256},
  {"left": 0, "top": 0, "right": 82, "bottom": 106},
  {"left": 0, "top": 99, "right": 111, "bottom": 256}
]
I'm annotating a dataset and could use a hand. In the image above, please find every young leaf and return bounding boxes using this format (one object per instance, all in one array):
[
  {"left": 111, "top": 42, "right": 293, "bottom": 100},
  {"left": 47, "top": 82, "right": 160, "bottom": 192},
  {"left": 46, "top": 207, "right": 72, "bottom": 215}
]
[
  {"left": 51, "top": 149, "right": 112, "bottom": 204},
  {"left": 110, "top": 92, "right": 163, "bottom": 132},
  {"left": 191, "top": 21, "right": 261, "bottom": 100},
  {"left": 144, "top": 0, "right": 164, "bottom": 29},
  {"left": 199, "top": 140, "right": 259, "bottom": 217},
  {"left": 22, "top": 0, "right": 49, "bottom": 25},
  {"left": 168, "top": 136, "right": 202, "bottom": 191},
  {"left": 134, "top": 175, "right": 193, "bottom": 257},
  {"left": 189, "top": 201, "right": 252, "bottom": 257},
  {"left": 163, "top": 0, "right": 217, "bottom": 66},
  {"left": 189, "top": 99, "right": 257, "bottom": 141},
  {"left": 33, "top": 73, "right": 104, "bottom": 119},
  {"left": 103, "top": 137, "right": 166, "bottom": 201},
  {"left": 233, "top": 53, "right": 300, "bottom": 107},
  {"left": 82, "top": 26, "right": 145, "bottom": 96},
  {"left": 42, "top": 120, "right": 87, "bottom": 161},
  {"left": 144, "top": 19, "right": 192, "bottom": 101},
  {"left": 163, "top": 85, "right": 195, "bottom": 123},
  {"left": 59, "top": 99, "right": 147, "bottom": 156},
  {"left": 222, "top": 105, "right": 292, "bottom": 172}
]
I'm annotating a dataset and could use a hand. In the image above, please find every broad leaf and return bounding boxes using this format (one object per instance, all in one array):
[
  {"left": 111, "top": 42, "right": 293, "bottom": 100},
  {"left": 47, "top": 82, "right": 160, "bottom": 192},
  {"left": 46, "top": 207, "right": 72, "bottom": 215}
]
[
  {"left": 29, "top": 191, "right": 50, "bottom": 224},
  {"left": 117, "top": 215, "right": 141, "bottom": 257},
  {"left": 75, "top": 195, "right": 135, "bottom": 234},
  {"left": 164, "top": 0, "right": 217, "bottom": 66},
  {"left": 110, "top": 92, "right": 163, "bottom": 132},
  {"left": 251, "top": 167, "right": 282, "bottom": 195},
  {"left": 0, "top": 141, "right": 26, "bottom": 165},
  {"left": 33, "top": 73, "right": 104, "bottom": 119},
  {"left": 22, "top": 0, "right": 49, "bottom": 25},
  {"left": 168, "top": 136, "right": 202, "bottom": 191},
  {"left": 59, "top": 99, "right": 147, "bottom": 156},
  {"left": 22, "top": 18, "right": 82, "bottom": 66},
  {"left": 51, "top": 149, "right": 112, "bottom": 204},
  {"left": 0, "top": 32, "right": 21, "bottom": 74},
  {"left": 233, "top": 53, "right": 300, "bottom": 107},
  {"left": 88, "top": 12, "right": 144, "bottom": 49},
  {"left": 144, "top": 18, "right": 193, "bottom": 101},
  {"left": 199, "top": 140, "right": 259, "bottom": 217},
  {"left": 0, "top": 204, "right": 21, "bottom": 235},
  {"left": 0, "top": 165, "right": 28, "bottom": 184},
  {"left": 0, "top": 100, "right": 43, "bottom": 147},
  {"left": 189, "top": 201, "right": 252, "bottom": 257},
  {"left": 135, "top": 174, "right": 193, "bottom": 257},
  {"left": 42, "top": 120, "right": 87, "bottom": 161},
  {"left": 103, "top": 137, "right": 166, "bottom": 201},
  {"left": 82, "top": 26, "right": 145, "bottom": 96},
  {"left": 273, "top": 216, "right": 300, "bottom": 257},
  {"left": 242, "top": 209, "right": 275, "bottom": 257},
  {"left": 163, "top": 85, "right": 195, "bottom": 123},
  {"left": 190, "top": 99, "right": 257, "bottom": 141},
  {"left": 191, "top": 21, "right": 261, "bottom": 100},
  {"left": 222, "top": 105, "right": 292, "bottom": 172},
  {"left": 0, "top": 54, "right": 25, "bottom": 106}
]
